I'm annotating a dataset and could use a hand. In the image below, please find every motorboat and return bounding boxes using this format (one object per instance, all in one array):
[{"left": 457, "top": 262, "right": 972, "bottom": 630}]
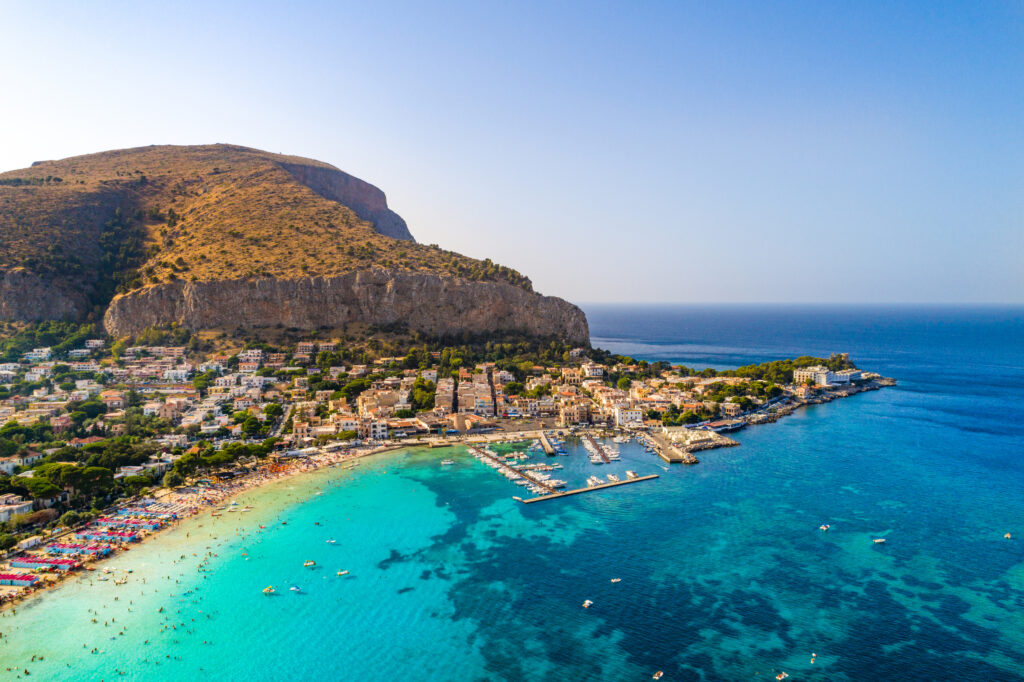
[
  {"left": 262, "top": 585, "right": 275, "bottom": 595},
  {"left": 873, "top": 538, "right": 886, "bottom": 544},
  {"left": 582, "top": 599, "right": 593, "bottom": 608},
  {"left": 303, "top": 560, "right": 316, "bottom": 567},
  {"left": 440, "top": 459, "right": 454, "bottom": 465}
]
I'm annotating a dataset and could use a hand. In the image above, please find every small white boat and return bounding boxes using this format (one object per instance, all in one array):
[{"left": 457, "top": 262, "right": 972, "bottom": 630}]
[
  {"left": 326, "top": 539, "right": 337, "bottom": 544},
  {"left": 582, "top": 599, "right": 593, "bottom": 608},
  {"left": 440, "top": 459, "right": 455, "bottom": 466},
  {"left": 873, "top": 538, "right": 886, "bottom": 544},
  {"left": 819, "top": 524, "right": 830, "bottom": 531},
  {"left": 610, "top": 578, "right": 621, "bottom": 583},
  {"left": 289, "top": 586, "right": 301, "bottom": 592}
]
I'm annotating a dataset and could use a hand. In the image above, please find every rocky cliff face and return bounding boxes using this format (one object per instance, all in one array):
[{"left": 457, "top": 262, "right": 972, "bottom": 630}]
[
  {"left": 280, "top": 162, "right": 414, "bottom": 241},
  {"left": 0, "top": 268, "right": 85, "bottom": 321},
  {"left": 103, "top": 270, "right": 589, "bottom": 344}
]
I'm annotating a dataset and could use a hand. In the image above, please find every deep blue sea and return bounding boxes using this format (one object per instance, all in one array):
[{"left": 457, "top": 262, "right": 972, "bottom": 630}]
[{"left": 2, "top": 304, "right": 1023, "bottom": 681}]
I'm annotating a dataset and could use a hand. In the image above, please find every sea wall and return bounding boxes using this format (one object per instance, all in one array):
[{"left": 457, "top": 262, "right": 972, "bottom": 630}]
[{"left": 103, "top": 270, "right": 590, "bottom": 343}]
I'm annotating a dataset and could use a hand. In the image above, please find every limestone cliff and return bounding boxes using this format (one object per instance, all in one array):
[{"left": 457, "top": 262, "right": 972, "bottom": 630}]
[
  {"left": 1, "top": 144, "right": 589, "bottom": 344},
  {"left": 0, "top": 268, "right": 85, "bottom": 321},
  {"left": 103, "top": 270, "right": 590, "bottom": 344},
  {"left": 278, "top": 162, "right": 413, "bottom": 241}
]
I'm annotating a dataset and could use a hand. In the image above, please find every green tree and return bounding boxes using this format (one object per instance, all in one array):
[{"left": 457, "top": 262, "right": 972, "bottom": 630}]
[
  {"left": 340, "top": 378, "right": 371, "bottom": 400},
  {"left": 163, "top": 470, "right": 185, "bottom": 488},
  {"left": 616, "top": 377, "right": 632, "bottom": 390},
  {"left": 121, "top": 475, "right": 152, "bottom": 495},
  {"left": 21, "top": 477, "right": 61, "bottom": 499},
  {"left": 242, "top": 416, "right": 262, "bottom": 437},
  {"left": 410, "top": 378, "right": 435, "bottom": 411}
]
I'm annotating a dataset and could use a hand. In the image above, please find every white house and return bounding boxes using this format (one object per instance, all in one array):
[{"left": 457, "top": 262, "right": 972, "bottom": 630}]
[
  {"left": 793, "top": 366, "right": 835, "bottom": 386},
  {"left": 0, "top": 494, "right": 34, "bottom": 523},
  {"left": 613, "top": 406, "right": 644, "bottom": 427}
]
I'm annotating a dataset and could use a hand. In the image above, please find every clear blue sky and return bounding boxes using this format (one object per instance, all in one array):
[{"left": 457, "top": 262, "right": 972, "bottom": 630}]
[{"left": 2, "top": 1, "right": 1022, "bottom": 303}]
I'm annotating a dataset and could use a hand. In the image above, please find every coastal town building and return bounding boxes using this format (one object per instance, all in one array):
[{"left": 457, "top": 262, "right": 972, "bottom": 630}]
[
  {"left": 0, "top": 494, "right": 34, "bottom": 523},
  {"left": 793, "top": 366, "right": 836, "bottom": 386}
]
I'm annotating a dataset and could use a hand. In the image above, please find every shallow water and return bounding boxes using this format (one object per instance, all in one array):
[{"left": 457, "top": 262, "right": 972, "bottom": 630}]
[{"left": 2, "top": 304, "right": 1023, "bottom": 680}]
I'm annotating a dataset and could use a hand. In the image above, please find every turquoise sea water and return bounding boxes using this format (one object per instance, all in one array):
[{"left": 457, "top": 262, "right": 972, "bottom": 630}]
[{"left": 2, "top": 304, "right": 1023, "bottom": 680}]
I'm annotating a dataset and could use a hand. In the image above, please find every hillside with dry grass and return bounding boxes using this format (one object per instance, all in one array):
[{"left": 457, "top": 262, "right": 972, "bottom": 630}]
[
  {"left": 0, "top": 144, "right": 531, "bottom": 317},
  {"left": 0, "top": 144, "right": 588, "bottom": 344}
]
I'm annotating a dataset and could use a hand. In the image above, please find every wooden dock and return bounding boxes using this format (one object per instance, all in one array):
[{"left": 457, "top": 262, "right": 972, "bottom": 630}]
[
  {"left": 583, "top": 434, "right": 611, "bottom": 463},
  {"left": 467, "top": 446, "right": 557, "bottom": 494},
  {"left": 520, "top": 474, "right": 659, "bottom": 503}
]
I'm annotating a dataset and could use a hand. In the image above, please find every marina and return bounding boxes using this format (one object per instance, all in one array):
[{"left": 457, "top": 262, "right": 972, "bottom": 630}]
[
  {"left": 464, "top": 434, "right": 660, "bottom": 504},
  {"left": 538, "top": 432, "right": 556, "bottom": 455},
  {"left": 465, "top": 445, "right": 560, "bottom": 496},
  {"left": 583, "top": 434, "right": 611, "bottom": 463},
  {"left": 520, "top": 474, "right": 659, "bottom": 503}
]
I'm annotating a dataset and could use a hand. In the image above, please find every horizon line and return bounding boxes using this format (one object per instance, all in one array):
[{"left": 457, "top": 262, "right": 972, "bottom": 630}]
[{"left": 576, "top": 301, "right": 1024, "bottom": 307}]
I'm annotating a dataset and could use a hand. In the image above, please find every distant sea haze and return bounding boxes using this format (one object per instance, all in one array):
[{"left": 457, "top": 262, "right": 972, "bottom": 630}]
[{"left": 586, "top": 302, "right": 1024, "bottom": 367}]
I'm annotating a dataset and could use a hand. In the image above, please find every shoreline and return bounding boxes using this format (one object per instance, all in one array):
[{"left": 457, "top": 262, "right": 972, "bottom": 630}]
[
  {"left": 0, "top": 442, "right": 410, "bottom": 613},
  {"left": 0, "top": 379, "right": 894, "bottom": 614}
]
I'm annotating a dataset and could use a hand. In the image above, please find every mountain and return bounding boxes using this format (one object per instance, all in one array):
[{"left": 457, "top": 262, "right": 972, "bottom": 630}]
[{"left": 0, "top": 144, "right": 588, "bottom": 343}]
